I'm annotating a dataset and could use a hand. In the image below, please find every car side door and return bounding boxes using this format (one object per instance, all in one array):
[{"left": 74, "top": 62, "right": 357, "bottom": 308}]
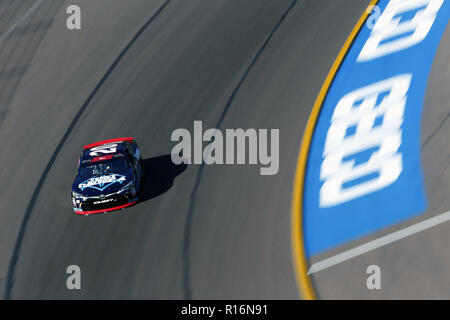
[{"left": 124, "top": 143, "right": 141, "bottom": 180}]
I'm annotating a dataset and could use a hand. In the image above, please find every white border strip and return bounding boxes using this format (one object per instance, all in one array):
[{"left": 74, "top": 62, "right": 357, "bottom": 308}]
[{"left": 308, "top": 210, "right": 450, "bottom": 275}]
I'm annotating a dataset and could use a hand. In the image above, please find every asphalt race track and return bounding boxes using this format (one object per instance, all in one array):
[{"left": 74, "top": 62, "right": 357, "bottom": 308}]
[{"left": 0, "top": 0, "right": 448, "bottom": 299}]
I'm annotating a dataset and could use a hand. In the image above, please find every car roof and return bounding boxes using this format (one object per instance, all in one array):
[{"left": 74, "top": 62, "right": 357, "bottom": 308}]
[{"left": 80, "top": 142, "right": 130, "bottom": 165}]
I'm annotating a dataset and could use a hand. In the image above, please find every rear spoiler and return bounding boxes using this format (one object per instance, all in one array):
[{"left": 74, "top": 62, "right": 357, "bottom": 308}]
[{"left": 83, "top": 137, "right": 134, "bottom": 150}]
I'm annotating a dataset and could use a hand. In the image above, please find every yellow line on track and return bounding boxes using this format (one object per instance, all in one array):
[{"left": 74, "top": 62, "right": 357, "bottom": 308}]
[{"left": 290, "top": 0, "right": 380, "bottom": 300}]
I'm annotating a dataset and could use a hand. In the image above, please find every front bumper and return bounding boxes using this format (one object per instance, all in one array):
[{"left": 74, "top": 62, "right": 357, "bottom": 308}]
[
  {"left": 72, "top": 192, "right": 138, "bottom": 215},
  {"left": 73, "top": 201, "right": 136, "bottom": 215}
]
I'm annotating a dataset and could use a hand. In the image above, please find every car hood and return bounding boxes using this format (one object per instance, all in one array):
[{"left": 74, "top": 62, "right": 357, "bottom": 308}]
[{"left": 72, "top": 170, "right": 133, "bottom": 197}]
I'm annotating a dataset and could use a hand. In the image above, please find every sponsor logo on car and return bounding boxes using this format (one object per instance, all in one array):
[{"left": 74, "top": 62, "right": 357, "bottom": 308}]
[
  {"left": 78, "top": 173, "right": 126, "bottom": 192},
  {"left": 93, "top": 199, "right": 115, "bottom": 205}
]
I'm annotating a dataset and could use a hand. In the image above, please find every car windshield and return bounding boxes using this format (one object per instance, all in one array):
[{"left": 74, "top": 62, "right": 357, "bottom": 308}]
[{"left": 79, "top": 157, "right": 129, "bottom": 179}]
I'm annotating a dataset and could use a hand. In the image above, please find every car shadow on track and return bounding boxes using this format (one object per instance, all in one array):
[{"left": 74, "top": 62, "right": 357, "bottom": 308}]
[{"left": 138, "top": 154, "right": 187, "bottom": 202}]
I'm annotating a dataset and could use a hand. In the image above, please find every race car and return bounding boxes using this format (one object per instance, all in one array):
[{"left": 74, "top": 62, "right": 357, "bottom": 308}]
[{"left": 71, "top": 137, "right": 143, "bottom": 215}]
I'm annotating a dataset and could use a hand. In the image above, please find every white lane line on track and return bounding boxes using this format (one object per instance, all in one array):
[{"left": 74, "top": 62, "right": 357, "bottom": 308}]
[
  {"left": 308, "top": 210, "right": 450, "bottom": 275},
  {"left": 0, "top": 0, "right": 44, "bottom": 44}
]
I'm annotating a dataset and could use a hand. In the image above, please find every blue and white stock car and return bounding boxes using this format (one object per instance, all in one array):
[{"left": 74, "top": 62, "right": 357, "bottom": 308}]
[{"left": 71, "top": 137, "right": 143, "bottom": 215}]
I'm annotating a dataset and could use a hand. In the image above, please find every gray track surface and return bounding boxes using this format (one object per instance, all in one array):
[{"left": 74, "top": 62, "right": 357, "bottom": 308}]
[
  {"left": 0, "top": 0, "right": 371, "bottom": 299},
  {"left": 2, "top": 0, "right": 447, "bottom": 300}
]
